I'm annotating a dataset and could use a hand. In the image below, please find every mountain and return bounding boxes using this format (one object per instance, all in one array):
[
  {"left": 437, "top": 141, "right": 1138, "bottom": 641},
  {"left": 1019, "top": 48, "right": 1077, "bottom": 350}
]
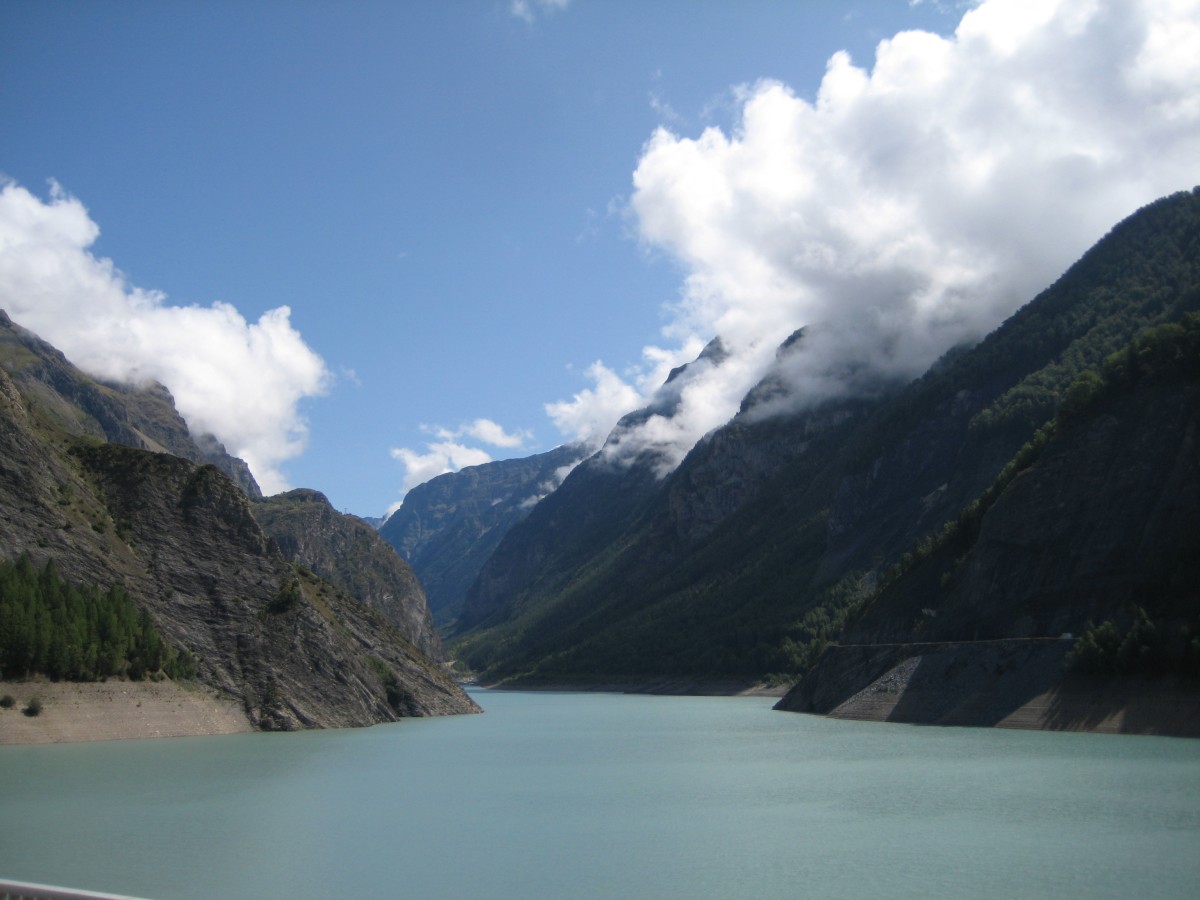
[
  {"left": 0, "top": 311, "right": 478, "bottom": 727},
  {"left": 251, "top": 488, "right": 443, "bottom": 660},
  {"left": 778, "top": 316, "right": 1200, "bottom": 732},
  {"left": 0, "top": 310, "right": 261, "bottom": 498},
  {"left": 453, "top": 338, "right": 741, "bottom": 644},
  {"left": 452, "top": 189, "right": 1200, "bottom": 722},
  {"left": 379, "top": 444, "right": 587, "bottom": 626}
]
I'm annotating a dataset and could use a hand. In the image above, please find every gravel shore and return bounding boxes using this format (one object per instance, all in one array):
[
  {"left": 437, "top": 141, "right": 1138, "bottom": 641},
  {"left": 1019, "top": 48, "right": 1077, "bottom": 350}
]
[{"left": 0, "top": 680, "right": 252, "bottom": 745}]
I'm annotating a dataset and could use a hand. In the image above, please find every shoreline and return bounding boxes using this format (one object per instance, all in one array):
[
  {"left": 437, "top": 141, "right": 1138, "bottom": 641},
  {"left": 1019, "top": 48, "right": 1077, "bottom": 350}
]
[
  {"left": 476, "top": 677, "right": 790, "bottom": 698},
  {"left": 0, "top": 679, "right": 252, "bottom": 746},
  {"left": 820, "top": 677, "right": 1200, "bottom": 738},
  {"left": 480, "top": 673, "right": 1200, "bottom": 738},
  {"left": 7, "top": 672, "right": 1195, "bottom": 745}
]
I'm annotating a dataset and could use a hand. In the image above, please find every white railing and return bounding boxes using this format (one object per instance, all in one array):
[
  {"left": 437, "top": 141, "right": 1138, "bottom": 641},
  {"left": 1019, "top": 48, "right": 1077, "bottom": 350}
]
[{"left": 0, "top": 880, "right": 150, "bottom": 900}]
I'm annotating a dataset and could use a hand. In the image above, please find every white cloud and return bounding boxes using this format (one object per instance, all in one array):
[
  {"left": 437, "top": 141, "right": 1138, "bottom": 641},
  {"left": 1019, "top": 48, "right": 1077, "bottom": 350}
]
[
  {"left": 551, "top": 0, "right": 1200, "bottom": 470},
  {"left": 517, "top": 454, "right": 588, "bottom": 510},
  {"left": 426, "top": 418, "right": 531, "bottom": 450},
  {"left": 544, "top": 337, "right": 705, "bottom": 450},
  {"left": 649, "top": 92, "right": 683, "bottom": 126},
  {"left": 510, "top": 0, "right": 569, "bottom": 24},
  {"left": 0, "top": 179, "right": 329, "bottom": 494},
  {"left": 461, "top": 418, "right": 531, "bottom": 448},
  {"left": 390, "top": 441, "right": 493, "bottom": 495},
  {"left": 545, "top": 361, "right": 643, "bottom": 448},
  {"left": 388, "top": 416, "right": 532, "bottom": 498}
]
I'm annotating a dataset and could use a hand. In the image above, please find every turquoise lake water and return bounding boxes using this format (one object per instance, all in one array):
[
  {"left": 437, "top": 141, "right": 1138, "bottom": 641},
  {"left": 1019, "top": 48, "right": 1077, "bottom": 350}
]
[{"left": 2, "top": 689, "right": 1198, "bottom": 899}]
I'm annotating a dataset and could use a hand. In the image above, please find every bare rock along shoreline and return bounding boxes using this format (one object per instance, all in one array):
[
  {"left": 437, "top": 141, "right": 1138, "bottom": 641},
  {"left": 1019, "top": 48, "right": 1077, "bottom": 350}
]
[
  {"left": 776, "top": 641, "right": 1200, "bottom": 738},
  {"left": 0, "top": 680, "right": 252, "bottom": 745},
  {"left": 481, "top": 677, "right": 789, "bottom": 698},
  {"left": 6, "top": 664, "right": 1197, "bottom": 745}
]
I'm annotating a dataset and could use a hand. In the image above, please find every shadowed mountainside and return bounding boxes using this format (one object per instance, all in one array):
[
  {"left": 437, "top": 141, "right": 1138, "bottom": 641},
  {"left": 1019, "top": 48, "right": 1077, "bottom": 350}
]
[
  {"left": 779, "top": 321, "right": 1200, "bottom": 734},
  {"left": 451, "top": 189, "right": 1200, "bottom": 735},
  {"left": 379, "top": 444, "right": 586, "bottom": 627}
]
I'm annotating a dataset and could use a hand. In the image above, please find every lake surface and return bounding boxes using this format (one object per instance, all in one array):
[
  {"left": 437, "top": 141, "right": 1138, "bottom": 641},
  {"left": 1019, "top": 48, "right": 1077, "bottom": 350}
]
[{"left": 2, "top": 689, "right": 1199, "bottom": 899}]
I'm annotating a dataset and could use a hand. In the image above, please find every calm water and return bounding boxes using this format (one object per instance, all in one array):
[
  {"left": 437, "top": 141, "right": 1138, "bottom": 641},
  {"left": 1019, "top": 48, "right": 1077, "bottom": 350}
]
[{"left": 2, "top": 690, "right": 1198, "bottom": 899}]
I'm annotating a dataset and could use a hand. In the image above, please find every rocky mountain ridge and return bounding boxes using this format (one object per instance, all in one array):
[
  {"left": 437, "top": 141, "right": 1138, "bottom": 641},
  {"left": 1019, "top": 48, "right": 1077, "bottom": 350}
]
[
  {"left": 252, "top": 488, "right": 443, "bottom": 660},
  {"left": 0, "top": 310, "right": 261, "bottom": 497},
  {"left": 380, "top": 443, "right": 586, "bottom": 626},
  {"left": 0, "top": 310, "right": 478, "bottom": 728},
  {"left": 449, "top": 188, "right": 1200, "bottom": 734}
]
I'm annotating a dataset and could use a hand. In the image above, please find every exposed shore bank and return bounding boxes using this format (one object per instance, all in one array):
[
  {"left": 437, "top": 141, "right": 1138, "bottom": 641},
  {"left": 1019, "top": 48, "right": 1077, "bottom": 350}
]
[
  {"left": 0, "top": 680, "right": 252, "bottom": 746},
  {"left": 478, "top": 677, "right": 789, "bottom": 698},
  {"left": 777, "top": 641, "right": 1200, "bottom": 738},
  {"left": 485, "top": 651, "right": 1200, "bottom": 738},
  {"left": 8, "top": 666, "right": 1194, "bottom": 745},
  {"left": 818, "top": 675, "right": 1200, "bottom": 737}
]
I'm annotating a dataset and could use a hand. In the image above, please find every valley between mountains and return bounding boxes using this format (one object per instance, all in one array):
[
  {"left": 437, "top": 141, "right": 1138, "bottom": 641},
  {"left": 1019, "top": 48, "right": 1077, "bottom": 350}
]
[
  {"left": 3, "top": 190, "right": 1199, "bottom": 741},
  {"left": 391, "top": 189, "right": 1200, "bottom": 737}
]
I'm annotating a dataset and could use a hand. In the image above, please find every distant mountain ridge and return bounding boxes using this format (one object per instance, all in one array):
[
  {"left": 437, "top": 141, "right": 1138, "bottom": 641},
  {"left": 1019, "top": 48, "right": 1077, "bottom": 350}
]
[
  {"left": 380, "top": 444, "right": 587, "bottom": 626},
  {"left": 449, "top": 188, "right": 1200, "bottom": 733}
]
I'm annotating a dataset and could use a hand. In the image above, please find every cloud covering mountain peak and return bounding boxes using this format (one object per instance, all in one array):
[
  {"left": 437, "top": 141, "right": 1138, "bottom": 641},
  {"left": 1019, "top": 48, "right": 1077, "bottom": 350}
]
[
  {"left": 554, "top": 0, "right": 1200, "bottom": 471},
  {"left": 0, "top": 180, "right": 329, "bottom": 494}
]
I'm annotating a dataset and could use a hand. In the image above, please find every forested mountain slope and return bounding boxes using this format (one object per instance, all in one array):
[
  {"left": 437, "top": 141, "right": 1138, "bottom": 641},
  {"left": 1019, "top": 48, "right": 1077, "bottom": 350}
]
[
  {"left": 779, "top": 317, "right": 1200, "bottom": 733},
  {"left": 454, "top": 338, "right": 744, "bottom": 643},
  {"left": 453, "top": 189, "right": 1200, "bottom": 694}
]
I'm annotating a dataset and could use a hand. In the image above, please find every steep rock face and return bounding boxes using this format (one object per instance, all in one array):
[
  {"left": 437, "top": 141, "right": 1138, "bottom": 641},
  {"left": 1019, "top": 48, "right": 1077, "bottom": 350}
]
[
  {"left": 70, "top": 447, "right": 474, "bottom": 726},
  {"left": 252, "top": 489, "right": 442, "bottom": 660},
  {"left": 665, "top": 396, "right": 877, "bottom": 547},
  {"left": 380, "top": 444, "right": 586, "bottom": 626},
  {"left": 0, "top": 310, "right": 260, "bottom": 497},
  {"left": 858, "top": 386, "right": 1197, "bottom": 646},
  {"left": 0, "top": 338, "right": 478, "bottom": 728},
  {"left": 453, "top": 340, "right": 744, "bottom": 652},
  {"left": 454, "top": 189, "right": 1200, "bottom": 688},
  {"left": 779, "top": 371, "right": 1200, "bottom": 734}
]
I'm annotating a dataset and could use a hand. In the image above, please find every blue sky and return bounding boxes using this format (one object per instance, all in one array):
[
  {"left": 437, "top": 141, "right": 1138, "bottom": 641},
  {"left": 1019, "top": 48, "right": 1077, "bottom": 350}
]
[{"left": 2, "top": 0, "right": 1197, "bottom": 518}]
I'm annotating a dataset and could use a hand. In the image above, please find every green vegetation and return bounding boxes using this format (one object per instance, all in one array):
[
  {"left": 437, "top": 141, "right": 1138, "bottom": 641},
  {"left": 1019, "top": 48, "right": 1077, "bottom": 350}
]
[
  {"left": 1059, "top": 312, "right": 1200, "bottom": 424},
  {"left": 454, "top": 189, "right": 1200, "bottom": 687},
  {"left": 367, "top": 655, "right": 414, "bottom": 713},
  {"left": 763, "top": 573, "right": 872, "bottom": 682},
  {"left": 1069, "top": 607, "right": 1200, "bottom": 676},
  {"left": 24, "top": 696, "right": 42, "bottom": 717},
  {"left": 967, "top": 191, "right": 1200, "bottom": 439},
  {"left": 268, "top": 575, "right": 304, "bottom": 615},
  {"left": 0, "top": 693, "right": 14, "bottom": 708},
  {"left": 856, "top": 417, "right": 1059, "bottom": 617},
  {"left": 857, "top": 314, "right": 1200, "bottom": 637},
  {"left": 0, "top": 555, "right": 195, "bottom": 681}
]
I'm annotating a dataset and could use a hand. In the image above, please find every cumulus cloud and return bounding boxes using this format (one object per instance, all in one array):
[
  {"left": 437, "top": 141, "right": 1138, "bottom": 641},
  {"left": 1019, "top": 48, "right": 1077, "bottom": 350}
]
[
  {"left": 510, "top": 0, "right": 569, "bottom": 24},
  {"left": 389, "top": 417, "right": 532, "bottom": 497},
  {"left": 390, "top": 441, "right": 493, "bottom": 495},
  {"left": 0, "top": 179, "right": 329, "bottom": 494},
  {"left": 544, "top": 337, "right": 708, "bottom": 450},
  {"left": 544, "top": 361, "right": 644, "bottom": 448},
  {"left": 551, "top": 0, "right": 1200, "bottom": 470},
  {"left": 455, "top": 418, "right": 531, "bottom": 448}
]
